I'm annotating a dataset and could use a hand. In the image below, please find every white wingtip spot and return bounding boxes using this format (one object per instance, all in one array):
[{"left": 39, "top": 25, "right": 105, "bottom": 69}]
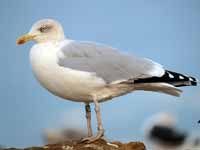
[
  {"left": 168, "top": 73, "right": 174, "bottom": 78},
  {"left": 189, "top": 77, "right": 194, "bottom": 81},
  {"left": 179, "top": 75, "right": 184, "bottom": 79}
]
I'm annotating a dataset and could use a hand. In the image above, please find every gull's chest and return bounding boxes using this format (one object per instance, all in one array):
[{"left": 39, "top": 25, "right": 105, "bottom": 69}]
[
  {"left": 29, "top": 43, "right": 67, "bottom": 97},
  {"left": 30, "top": 43, "right": 58, "bottom": 72}
]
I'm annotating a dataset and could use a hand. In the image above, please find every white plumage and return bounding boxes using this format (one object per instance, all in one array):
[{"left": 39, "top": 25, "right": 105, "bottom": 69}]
[{"left": 17, "top": 19, "right": 198, "bottom": 143}]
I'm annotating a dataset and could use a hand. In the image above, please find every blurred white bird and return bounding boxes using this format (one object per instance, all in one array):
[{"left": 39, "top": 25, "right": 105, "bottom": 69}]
[
  {"left": 143, "top": 113, "right": 188, "bottom": 150},
  {"left": 17, "top": 19, "right": 198, "bottom": 143},
  {"left": 43, "top": 128, "right": 86, "bottom": 144},
  {"left": 143, "top": 113, "right": 200, "bottom": 150}
]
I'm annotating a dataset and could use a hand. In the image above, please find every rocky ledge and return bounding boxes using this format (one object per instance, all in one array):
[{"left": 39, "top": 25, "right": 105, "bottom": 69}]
[{"left": 2, "top": 139, "right": 146, "bottom": 150}]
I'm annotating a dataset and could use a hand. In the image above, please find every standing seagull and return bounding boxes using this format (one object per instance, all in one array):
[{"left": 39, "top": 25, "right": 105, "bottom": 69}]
[{"left": 17, "top": 19, "right": 198, "bottom": 143}]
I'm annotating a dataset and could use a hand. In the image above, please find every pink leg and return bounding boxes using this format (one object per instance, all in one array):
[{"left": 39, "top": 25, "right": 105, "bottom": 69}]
[
  {"left": 85, "top": 103, "right": 93, "bottom": 137},
  {"left": 82, "top": 96, "right": 104, "bottom": 143}
]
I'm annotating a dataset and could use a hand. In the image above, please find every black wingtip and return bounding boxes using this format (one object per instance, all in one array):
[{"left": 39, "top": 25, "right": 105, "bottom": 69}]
[
  {"left": 189, "top": 76, "right": 198, "bottom": 86},
  {"left": 165, "top": 70, "right": 198, "bottom": 87},
  {"left": 133, "top": 70, "right": 198, "bottom": 87}
]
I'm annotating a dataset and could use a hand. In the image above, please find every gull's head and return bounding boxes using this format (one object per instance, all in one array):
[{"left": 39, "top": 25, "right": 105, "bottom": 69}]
[{"left": 16, "top": 19, "right": 65, "bottom": 45}]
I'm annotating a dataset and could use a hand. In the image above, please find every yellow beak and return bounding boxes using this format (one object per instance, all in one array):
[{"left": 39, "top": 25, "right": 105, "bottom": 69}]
[{"left": 16, "top": 34, "right": 36, "bottom": 45}]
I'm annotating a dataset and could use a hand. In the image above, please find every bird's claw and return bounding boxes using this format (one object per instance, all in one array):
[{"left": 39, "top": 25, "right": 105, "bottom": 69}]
[{"left": 81, "top": 129, "right": 104, "bottom": 143}]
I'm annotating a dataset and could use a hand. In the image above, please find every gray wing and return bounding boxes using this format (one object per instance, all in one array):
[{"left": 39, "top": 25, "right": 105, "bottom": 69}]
[{"left": 57, "top": 40, "right": 165, "bottom": 83}]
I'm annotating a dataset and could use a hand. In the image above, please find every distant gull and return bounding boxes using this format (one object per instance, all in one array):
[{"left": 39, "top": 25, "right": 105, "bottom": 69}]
[
  {"left": 143, "top": 113, "right": 188, "bottom": 150},
  {"left": 143, "top": 113, "right": 200, "bottom": 150},
  {"left": 16, "top": 19, "right": 198, "bottom": 143}
]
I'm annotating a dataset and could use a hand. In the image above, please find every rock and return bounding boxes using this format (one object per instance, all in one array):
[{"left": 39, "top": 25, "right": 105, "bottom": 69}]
[{"left": 3, "top": 139, "right": 146, "bottom": 150}]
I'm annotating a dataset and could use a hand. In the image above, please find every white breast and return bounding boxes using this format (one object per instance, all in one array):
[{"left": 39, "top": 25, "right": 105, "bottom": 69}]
[{"left": 29, "top": 42, "right": 106, "bottom": 102}]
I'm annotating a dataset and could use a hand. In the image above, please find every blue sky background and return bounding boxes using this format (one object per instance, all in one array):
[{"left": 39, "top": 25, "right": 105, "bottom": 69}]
[{"left": 0, "top": 0, "right": 199, "bottom": 148}]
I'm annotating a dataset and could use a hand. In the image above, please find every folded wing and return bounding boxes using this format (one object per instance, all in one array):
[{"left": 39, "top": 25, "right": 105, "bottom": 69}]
[{"left": 57, "top": 41, "right": 165, "bottom": 84}]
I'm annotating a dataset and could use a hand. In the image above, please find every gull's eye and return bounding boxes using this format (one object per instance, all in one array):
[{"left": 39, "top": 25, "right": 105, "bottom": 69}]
[{"left": 39, "top": 25, "right": 52, "bottom": 33}]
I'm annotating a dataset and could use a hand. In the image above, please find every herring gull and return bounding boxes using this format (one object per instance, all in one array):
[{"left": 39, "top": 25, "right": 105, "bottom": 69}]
[{"left": 16, "top": 19, "right": 198, "bottom": 143}]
